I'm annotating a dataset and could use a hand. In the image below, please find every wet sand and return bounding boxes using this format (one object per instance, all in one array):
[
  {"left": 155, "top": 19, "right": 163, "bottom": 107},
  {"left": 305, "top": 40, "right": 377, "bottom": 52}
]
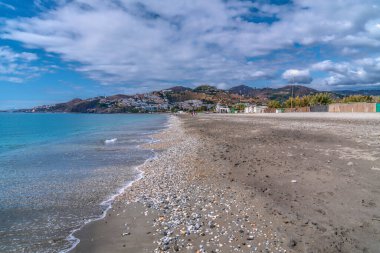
[{"left": 71, "top": 113, "right": 380, "bottom": 253}]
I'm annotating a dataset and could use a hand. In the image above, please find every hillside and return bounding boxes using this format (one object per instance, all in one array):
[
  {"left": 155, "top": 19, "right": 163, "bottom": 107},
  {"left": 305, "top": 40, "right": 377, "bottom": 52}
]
[
  {"left": 15, "top": 84, "right": 370, "bottom": 113},
  {"left": 334, "top": 89, "right": 380, "bottom": 96},
  {"left": 228, "top": 85, "right": 320, "bottom": 101}
]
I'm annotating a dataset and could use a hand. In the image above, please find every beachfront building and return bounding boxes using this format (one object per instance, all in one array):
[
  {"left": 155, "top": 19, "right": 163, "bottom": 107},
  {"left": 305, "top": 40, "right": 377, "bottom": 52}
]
[
  {"left": 254, "top": 106, "right": 268, "bottom": 113},
  {"left": 216, "top": 103, "right": 230, "bottom": 113},
  {"left": 244, "top": 105, "right": 255, "bottom": 113}
]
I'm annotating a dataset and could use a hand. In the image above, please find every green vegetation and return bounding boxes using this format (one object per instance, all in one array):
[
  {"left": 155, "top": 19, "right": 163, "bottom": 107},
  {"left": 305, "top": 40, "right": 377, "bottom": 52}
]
[
  {"left": 280, "top": 93, "right": 333, "bottom": 108},
  {"left": 308, "top": 93, "right": 334, "bottom": 106},
  {"left": 341, "top": 95, "right": 373, "bottom": 103},
  {"left": 267, "top": 100, "right": 282, "bottom": 108},
  {"left": 193, "top": 85, "right": 218, "bottom": 93},
  {"left": 232, "top": 103, "right": 246, "bottom": 111}
]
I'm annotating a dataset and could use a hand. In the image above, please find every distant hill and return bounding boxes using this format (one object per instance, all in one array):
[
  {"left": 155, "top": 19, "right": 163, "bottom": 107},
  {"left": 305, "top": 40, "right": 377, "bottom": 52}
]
[
  {"left": 334, "top": 90, "right": 380, "bottom": 96},
  {"left": 228, "top": 85, "right": 255, "bottom": 96},
  {"left": 193, "top": 85, "right": 220, "bottom": 94},
  {"left": 228, "top": 85, "right": 319, "bottom": 101},
  {"left": 166, "top": 86, "right": 192, "bottom": 93},
  {"left": 14, "top": 84, "right": 377, "bottom": 113}
]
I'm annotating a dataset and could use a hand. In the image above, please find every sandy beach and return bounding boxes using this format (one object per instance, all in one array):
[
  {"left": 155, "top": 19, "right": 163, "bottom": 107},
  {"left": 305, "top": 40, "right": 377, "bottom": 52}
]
[{"left": 71, "top": 113, "right": 380, "bottom": 253}]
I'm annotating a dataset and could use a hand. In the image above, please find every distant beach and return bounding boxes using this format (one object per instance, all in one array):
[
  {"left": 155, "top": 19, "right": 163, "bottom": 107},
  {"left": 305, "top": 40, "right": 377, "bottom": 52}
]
[{"left": 70, "top": 113, "right": 380, "bottom": 253}]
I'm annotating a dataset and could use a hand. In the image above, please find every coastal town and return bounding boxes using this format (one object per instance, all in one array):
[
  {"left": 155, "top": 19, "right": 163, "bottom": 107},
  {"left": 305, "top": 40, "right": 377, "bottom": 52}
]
[{"left": 18, "top": 85, "right": 380, "bottom": 114}]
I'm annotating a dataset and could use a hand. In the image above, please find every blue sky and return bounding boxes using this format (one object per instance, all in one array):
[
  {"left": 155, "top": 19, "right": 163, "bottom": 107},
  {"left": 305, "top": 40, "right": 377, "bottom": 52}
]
[{"left": 1, "top": 0, "right": 380, "bottom": 109}]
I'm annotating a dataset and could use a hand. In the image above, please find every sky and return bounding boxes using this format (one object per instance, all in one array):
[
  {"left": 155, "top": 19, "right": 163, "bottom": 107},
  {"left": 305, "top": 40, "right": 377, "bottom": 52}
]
[{"left": 1, "top": 0, "right": 380, "bottom": 109}]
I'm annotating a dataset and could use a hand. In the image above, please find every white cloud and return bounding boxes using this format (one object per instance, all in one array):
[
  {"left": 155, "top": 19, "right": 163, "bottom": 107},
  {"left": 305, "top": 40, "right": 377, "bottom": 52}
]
[
  {"left": 1, "top": 0, "right": 380, "bottom": 88},
  {"left": 0, "top": 1, "right": 15, "bottom": 11},
  {"left": 312, "top": 58, "right": 380, "bottom": 86},
  {"left": 282, "top": 69, "right": 312, "bottom": 84},
  {"left": 0, "top": 46, "right": 40, "bottom": 83}
]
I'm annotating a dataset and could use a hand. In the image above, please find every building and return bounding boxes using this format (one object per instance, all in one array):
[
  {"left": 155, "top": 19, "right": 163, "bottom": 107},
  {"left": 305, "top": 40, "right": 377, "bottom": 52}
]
[
  {"left": 216, "top": 103, "right": 230, "bottom": 113},
  {"left": 244, "top": 105, "right": 255, "bottom": 113},
  {"left": 254, "top": 106, "right": 268, "bottom": 113},
  {"left": 275, "top": 109, "right": 284, "bottom": 113}
]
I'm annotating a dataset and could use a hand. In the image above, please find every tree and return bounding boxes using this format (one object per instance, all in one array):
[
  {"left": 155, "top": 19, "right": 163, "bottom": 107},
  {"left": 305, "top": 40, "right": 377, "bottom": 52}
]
[
  {"left": 233, "top": 103, "right": 246, "bottom": 111},
  {"left": 341, "top": 95, "right": 373, "bottom": 103},
  {"left": 283, "top": 93, "right": 333, "bottom": 108},
  {"left": 309, "top": 93, "right": 333, "bottom": 105},
  {"left": 267, "top": 100, "right": 282, "bottom": 108}
]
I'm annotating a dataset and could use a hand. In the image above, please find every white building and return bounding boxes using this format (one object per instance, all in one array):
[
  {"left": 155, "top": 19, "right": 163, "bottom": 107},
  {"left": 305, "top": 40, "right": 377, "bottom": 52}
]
[
  {"left": 254, "top": 106, "right": 268, "bottom": 113},
  {"left": 216, "top": 103, "right": 230, "bottom": 113},
  {"left": 244, "top": 105, "right": 254, "bottom": 113}
]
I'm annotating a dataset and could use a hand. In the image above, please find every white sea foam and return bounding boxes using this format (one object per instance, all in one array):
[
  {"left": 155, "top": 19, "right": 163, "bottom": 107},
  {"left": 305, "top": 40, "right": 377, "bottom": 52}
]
[
  {"left": 61, "top": 116, "right": 173, "bottom": 253},
  {"left": 61, "top": 148, "right": 158, "bottom": 253},
  {"left": 104, "top": 138, "right": 117, "bottom": 144}
]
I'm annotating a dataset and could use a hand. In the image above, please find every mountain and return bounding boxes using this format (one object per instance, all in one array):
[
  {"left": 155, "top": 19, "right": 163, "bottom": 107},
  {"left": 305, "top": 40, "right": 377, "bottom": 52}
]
[
  {"left": 193, "top": 85, "right": 219, "bottom": 94},
  {"left": 166, "top": 86, "right": 192, "bottom": 93},
  {"left": 334, "top": 90, "right": 380, "bottom": 96},
  {"left": 15, "top": 84, "right": 376, "bottom": 114},
  {"left": 228, "top": 85, "right": 319, "bottom": 101},
  {"left": 228, "top": 85, "right": 255, "bottom": 96}
]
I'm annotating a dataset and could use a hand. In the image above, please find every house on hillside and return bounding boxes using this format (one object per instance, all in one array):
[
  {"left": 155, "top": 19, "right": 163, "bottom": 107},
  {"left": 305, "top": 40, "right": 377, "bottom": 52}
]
[{"left": 215, "top": 103, "right": 230, "bottom": 113}]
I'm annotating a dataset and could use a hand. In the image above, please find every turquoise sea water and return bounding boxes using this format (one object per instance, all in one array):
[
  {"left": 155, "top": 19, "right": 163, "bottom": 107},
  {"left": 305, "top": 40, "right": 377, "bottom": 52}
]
[{"left": 0, "top": 113, "right": 168, "bottom": 252}]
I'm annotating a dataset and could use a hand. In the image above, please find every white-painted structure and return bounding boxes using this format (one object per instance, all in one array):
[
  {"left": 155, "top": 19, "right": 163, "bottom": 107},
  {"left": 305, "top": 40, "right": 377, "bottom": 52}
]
[
  {"left": 276, "top": 109, "right": 283, "bottom": 113},
  {"left": 254, "top": 106, "right": 268, "bottom": 113},
  {"left": 244, "top": 105, "right": 254, "bottom": 113},
  {"left": 216, "top": 103, "right": 230, "bottom": 113}
]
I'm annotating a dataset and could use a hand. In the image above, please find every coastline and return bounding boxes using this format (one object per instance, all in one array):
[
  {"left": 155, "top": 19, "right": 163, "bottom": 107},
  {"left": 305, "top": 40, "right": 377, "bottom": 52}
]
[
  {"left": 62, "top": 116, "right": 171, "bottom": 253},
  {"left": 70, "top": 115, "right": 288, "bottom": 252},
  {"left": 69, "top": 113, "right": 380, "bottom": 253}
]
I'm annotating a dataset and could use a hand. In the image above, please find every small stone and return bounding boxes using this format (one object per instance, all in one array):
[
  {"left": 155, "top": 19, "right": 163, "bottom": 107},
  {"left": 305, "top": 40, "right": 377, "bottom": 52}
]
[
  {"left": 247, "top": 235, "right": 254, "bottom": 240},
  {"left": 288, "top": 239, "right": 297, "bottom": 248},
  {"left": 208, "top": 221, "right": 216, "bottom": 229}
]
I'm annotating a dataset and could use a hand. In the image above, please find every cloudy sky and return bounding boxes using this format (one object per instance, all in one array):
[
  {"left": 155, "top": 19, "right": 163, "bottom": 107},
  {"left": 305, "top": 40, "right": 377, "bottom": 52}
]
[{"left": 1, "top": 0, "right": 380, "bottom": 108}]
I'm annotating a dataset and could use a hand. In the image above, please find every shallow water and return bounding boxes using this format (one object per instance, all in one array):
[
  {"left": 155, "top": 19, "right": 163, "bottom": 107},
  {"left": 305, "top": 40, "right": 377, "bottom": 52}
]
[{"left": 0, "top": 113, "right": 168, "bottom": 252}]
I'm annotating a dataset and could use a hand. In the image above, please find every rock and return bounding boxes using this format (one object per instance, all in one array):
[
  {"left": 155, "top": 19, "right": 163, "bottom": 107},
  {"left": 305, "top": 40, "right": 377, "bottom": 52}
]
[
  {"left": 288, "top": 239, "right": 297, "bottom": 248},
  {"left": 247, "top": 235, "right": 254, "bottom": 240}
]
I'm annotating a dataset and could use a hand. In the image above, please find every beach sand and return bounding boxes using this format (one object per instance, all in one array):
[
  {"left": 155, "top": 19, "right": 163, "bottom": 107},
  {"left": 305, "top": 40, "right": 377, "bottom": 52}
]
[{"left": 71, "top": 113, "right": 380, "bottom": 253}]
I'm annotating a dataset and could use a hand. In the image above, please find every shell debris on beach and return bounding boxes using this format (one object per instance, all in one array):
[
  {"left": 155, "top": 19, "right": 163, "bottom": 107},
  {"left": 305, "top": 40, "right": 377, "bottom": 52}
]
[{"left": 117, "top": 116, "right": 287, "bottom": 252}]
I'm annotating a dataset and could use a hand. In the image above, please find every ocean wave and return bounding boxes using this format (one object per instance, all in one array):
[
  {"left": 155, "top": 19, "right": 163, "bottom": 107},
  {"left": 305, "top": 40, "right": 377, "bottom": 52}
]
[
  {"left": 61, "top": 124, "right": 168, "bottom": 253},
  {"left": 104, "top": 138, "right": 117, "bottom": 144}
]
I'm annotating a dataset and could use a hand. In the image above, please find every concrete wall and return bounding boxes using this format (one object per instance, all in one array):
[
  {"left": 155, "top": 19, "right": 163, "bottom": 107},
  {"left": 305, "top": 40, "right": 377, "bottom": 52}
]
[
  {"left": 264, "top": 108, "right": 276, "bottom": 113},
  {"left": 284, "top": 107, "right": 311, "bottom": 113},
  {"left": 310, "top": 105, "right": 328, "bottom": 112},
  {"left": 328, "top": 103, "right": 376, "bottom": 113}
]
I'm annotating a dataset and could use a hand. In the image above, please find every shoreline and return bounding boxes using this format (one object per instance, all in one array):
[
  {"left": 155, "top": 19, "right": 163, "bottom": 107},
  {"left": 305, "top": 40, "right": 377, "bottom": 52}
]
[
  {"left": 70, "top": 115, "right": 288, "bottom": 252},
  {"left": 62, "top": 116, "right": 171, "bottom": 253},
  {"left": 70, "top": 113, "right": 380, "bottom": 252}
]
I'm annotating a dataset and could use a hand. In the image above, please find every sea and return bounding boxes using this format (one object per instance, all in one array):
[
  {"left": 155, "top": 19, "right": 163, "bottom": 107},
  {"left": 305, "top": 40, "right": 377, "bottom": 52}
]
[{"left": 0, "top": 113, "right": 168, "bottom": 253}]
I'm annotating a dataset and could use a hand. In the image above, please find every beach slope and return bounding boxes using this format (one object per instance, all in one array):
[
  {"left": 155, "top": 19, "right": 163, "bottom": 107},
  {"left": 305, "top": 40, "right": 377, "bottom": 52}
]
[{"left": 72, "top": 113, "right": 380, "bottom": 253}]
